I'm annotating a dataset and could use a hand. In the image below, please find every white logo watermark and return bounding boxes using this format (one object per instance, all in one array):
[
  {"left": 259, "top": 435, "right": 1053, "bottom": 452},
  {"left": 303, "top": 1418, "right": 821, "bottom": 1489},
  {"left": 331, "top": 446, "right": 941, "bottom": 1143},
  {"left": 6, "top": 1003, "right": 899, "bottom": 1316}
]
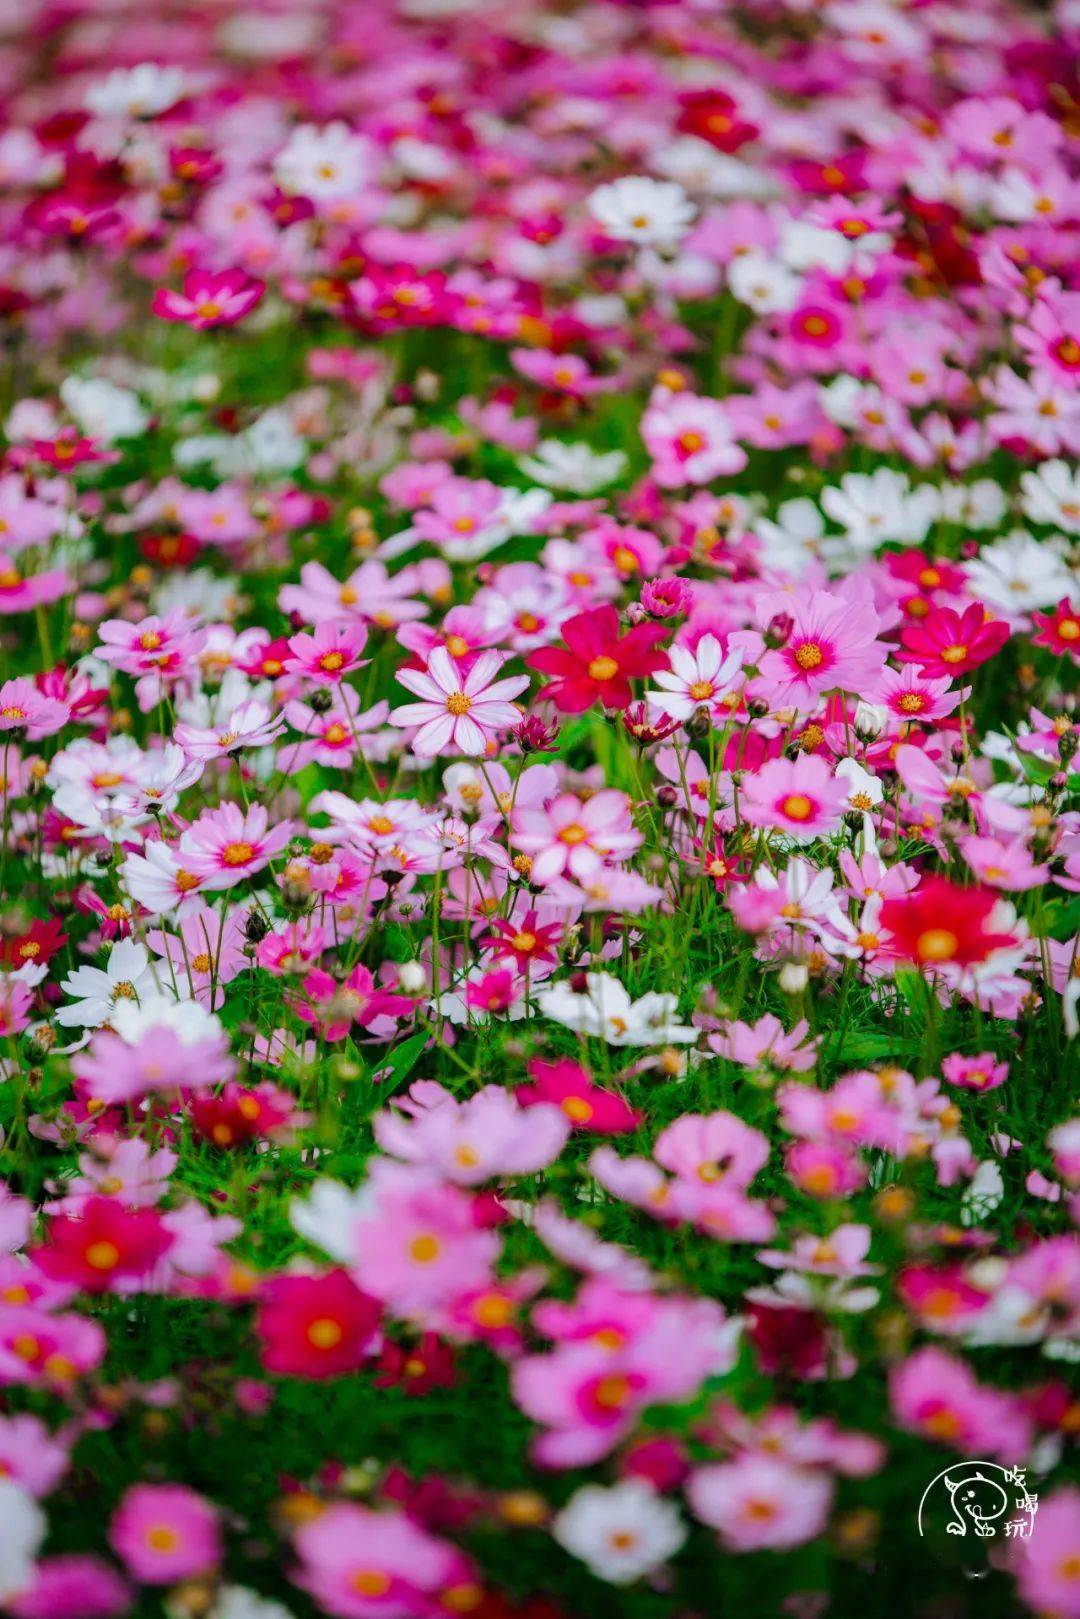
[{"left": 917, "top": 1462, "right": 1038, "bottom": 1543}]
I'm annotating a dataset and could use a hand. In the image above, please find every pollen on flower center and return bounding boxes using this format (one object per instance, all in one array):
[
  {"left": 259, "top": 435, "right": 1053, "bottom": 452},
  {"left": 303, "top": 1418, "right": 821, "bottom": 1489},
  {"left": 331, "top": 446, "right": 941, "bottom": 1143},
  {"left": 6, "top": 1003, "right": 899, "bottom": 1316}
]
[
  {"left": 593, "top": 1374, "right": 631, "bottom": 1409},
  {"left": 917, "top": 928, "right": 959, "bottom": 961},
  {"left": 409, "top": 1233, "right": 441, "bottom": 1264},
  {"left": 689, "top": 679, "right": 715, "bottom": 701},
  {"left": 511, "top": 931, "right": 537, "bottom": 952},
  {"left": 145, "top": 1525, "right": 181, "bottom": 1552},
  {"left": 793, "top": 641, "right": 824, "bottom": 670},
  {"left": 940, "top": 643, "right": 967, "bottom": 663},
  {"left": 558, "top": 823, "right": 588, "bottom": 844},
  {"left": 780, "top": 793, "right": 814, "bottom": 821},
  {"left": 112, "top": 981, "right": 137, "bottom": 999},
  {"left": 446, "top": 692, "right": 472, "bottom": 715},
  {"left": 85, "top": 1240, "right": 120, "bottom": 1270},
  {"left": 588, "top": 655, "right": 619, "bottom": 681},
  {"left": 306, "top": 1317, "right": 344, "bottom": 1349},
  {"left": 350, "top": 1571, "right": 390, "bottom": 1597},
  {"left": 898, "top": 692, "right": 925, "bottom": 712},
  {"left": 222, "top": 841, "right": 254, "bottom": 865},
  {"left": 319, "top": 651, "right": 345, "bottom": 671}
]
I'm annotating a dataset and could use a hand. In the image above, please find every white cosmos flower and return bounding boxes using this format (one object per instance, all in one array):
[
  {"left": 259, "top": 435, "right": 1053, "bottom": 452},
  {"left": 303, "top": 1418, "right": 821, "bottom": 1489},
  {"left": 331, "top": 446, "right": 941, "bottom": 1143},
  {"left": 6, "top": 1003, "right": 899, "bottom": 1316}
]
[
  {"left": 274, "top": 122, "right": 373, "bottom": 201},
  {"left": 588, "top": 176, "right": 695, "bottom": 249},
  {"left": 110, "top": 994, "right": 220, "bottom": 1048},
  {"left": 518, "top": 440, "right": 627, "bottom": 494},
  {"left": 938, "top": 479, "right": 1007, "bottom": 529},
  {"left": 0, "top": 1481, "right": 44, "bottom": 1600},
  {"left": 553, "top": 1480, "right": 687, "bottom": 1584},
  {"left": 964, "top": 531, "right": 1074, "bottom": 614},
  {"left": 647, "top": 633, "right": 744, "bottom": 723},
  {"left": 290, "top": 1179, "right": 372, "bottom": 1262},
  {"left": 1019, "top": 459, "right": 1080, "bottom": 534},
  {"left": 755, "top": 497, "right": 826, "bottom": 574},
  {"left": 821, "top": 468, "right": 939, "bottom": 552},
  {"left": 835, "top": 757, "right": 884, "bottom": 812},
  {"left": 55, "top": 938, "right": 156, "bottom": 1029},
  {"left": 85, "top": 63, "right": 188, "bottom": 119},
  {"left": 59, "top": 377, "right": 148, "bottom": 442},
  {"left": 209, "top": 1589, "right": 296, "bottom": 1619},
  {"left": 537, "top": 972, "right": 697, "bottom": 1046},
  {"left": 728, "top": 251, "right": 802, "bottom": 314}
]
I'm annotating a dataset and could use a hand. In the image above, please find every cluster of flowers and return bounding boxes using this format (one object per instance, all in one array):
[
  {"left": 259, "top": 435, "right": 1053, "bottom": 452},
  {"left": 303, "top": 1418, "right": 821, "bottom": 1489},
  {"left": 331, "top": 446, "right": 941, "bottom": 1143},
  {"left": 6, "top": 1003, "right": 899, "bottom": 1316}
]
[{"left": 0, "top": 0, "right": 1076, "bottom": 1615}]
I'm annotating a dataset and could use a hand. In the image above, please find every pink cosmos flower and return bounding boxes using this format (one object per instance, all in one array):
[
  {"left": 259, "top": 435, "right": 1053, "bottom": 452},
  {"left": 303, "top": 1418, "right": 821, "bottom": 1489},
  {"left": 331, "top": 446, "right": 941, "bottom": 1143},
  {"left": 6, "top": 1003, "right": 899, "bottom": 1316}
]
[
  {"left": 941, "top": 1051, "right": 1009, "bottom": 1092},
  {"left": 871, "top": 663, "right": 964, "bottom": 725},
  {"left": 708, "top": 1014, "right": 818, "bottom": 1072},
  {"left": 889, "top": 1345, "right": 1031, "bottom": 1461},
  {"left": 753, "top": 588, "right": 886, "bottom": 709},
  {"left": 173, "top": 698, "right": 285, "bottom": 760},
  {"left": 292, "top": 1502, "right": 478, "bottom": 1619},
  {"left": 152, "top": 268, "right": 265, "bottom": 328},
  {"left": 641, "top": 391, "right": 747, "bottom": 487},
  {"left": 740, "top": 756, "right": 848, "bottom": 839},
  {"left": 654, "top": 1110, "right": 770, "bottom": 1190},
  {"left": 959, "top": 834, "right": 1049, "bottom": 891},
  {"left": 687, "top": 1456, "right": 832, "bottom": 1551},
  {"left": 110, "top": 1484, "right": 220, "bottom": 1585},
  {"left": 279, "top": 560, "right": 427, "bottom": 629},
  {"left": 349, "top": 1163, "right": 501, "bottom": 1316},
  {"left": 0, "top": 1414, "right": 69, "bottom": 1497},
  {"left": 390, "top": 647, "right": 528, "bottom": 757},
  {"left": 512, "top": 789, "right": 640, "bottom": 885},
  {"left": 179, "top": 803, "right": 292, "bottom": 890},
  {"left": 1009, "top": 1486, "right": 1080, "bottom": 1618},
  {"left": 283, "top": 621, "right": 368, "bottom": 685},
  {"left": 374, "top": 1081, "right": 570, "bottom": 1184},
  {"left": 96, "top": 611, "right": 205, "bottom": 682},
  {"left": 0, "top": 679, "right": 67, "bottom": 739},
  {"left": 0, "top": 558, "right": 71, "bottom": 616}
]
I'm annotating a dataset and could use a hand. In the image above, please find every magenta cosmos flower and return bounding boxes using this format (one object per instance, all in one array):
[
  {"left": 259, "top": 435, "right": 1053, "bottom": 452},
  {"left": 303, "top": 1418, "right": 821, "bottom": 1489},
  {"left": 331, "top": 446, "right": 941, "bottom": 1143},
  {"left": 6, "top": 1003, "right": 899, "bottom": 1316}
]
[
  {"left": 389, "top": 647, "right": 528, "bottom": 756},
  {"left": 152, "top": 268, "right": 265, "bottom": 329}
]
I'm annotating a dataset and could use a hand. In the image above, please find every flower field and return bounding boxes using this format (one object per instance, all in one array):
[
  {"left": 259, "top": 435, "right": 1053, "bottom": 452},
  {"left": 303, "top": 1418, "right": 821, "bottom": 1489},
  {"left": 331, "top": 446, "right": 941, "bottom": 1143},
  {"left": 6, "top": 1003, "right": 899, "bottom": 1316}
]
[{"left": 0, "top": 0, "right": 1078, "bottom": 1615}]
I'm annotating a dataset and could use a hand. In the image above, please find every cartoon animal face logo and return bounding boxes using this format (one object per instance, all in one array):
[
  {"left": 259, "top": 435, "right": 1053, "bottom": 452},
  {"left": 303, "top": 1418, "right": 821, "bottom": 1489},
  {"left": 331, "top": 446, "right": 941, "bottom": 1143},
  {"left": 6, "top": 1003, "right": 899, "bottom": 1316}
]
[{"left": 943, "top": 1471, "right": 1010, "bottom": 1538}]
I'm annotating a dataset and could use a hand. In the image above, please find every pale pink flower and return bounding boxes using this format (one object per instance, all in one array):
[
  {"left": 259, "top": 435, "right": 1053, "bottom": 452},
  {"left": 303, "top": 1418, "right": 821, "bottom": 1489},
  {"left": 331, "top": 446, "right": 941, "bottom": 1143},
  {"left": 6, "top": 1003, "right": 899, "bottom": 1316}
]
[{"left": 390, "top": 647, "right": 527, "bottom": 757}]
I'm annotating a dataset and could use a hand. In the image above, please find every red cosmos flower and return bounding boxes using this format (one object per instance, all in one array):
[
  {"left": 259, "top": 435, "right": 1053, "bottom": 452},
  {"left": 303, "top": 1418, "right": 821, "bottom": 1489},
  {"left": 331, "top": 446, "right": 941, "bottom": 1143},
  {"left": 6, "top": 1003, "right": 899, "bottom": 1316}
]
[
  {"left": 374, "top": 1332, "right": 456, "bottom": 1395},
  {"left": 693, "top": 834, "right": 748, "bottom": 894},
  {"left": 152, "top": 268, "right": 266, "bottom": 329},
  {"left": 139, "top": 532, "right": 202, "bottom": 569},
  {"left": 31, "top": 1199, "right": 172, "bottom": 1294},
  {"left": 879, "top": 877, "right": 1019, "bottom": 969},
  {"left": 746, "top": 1302, "right": 830, "bottom": 1380},
  {"left": 900, "top": 602, "right": 1010, "bottom": 678},
  {"left": 526, "top": 605, "right": 668, "bottom": 713},
  {"left": 0, "top": 917, "right": 68, "bottom": 968},
  {"left": 1032, "top": 599, "right": 1080, "bottom": 662},
  {"left": 481, "top": 910, "right": 562, "bottom": 971},
  {"left": 190, "top": 1083, "right": 293, "bottom": 1149},
  {"left": 256, "top": 1270, "right": 381, "bottom": 1379},
  {"left": 676, "top": 91, "right": 758, "bottom": 153},
  {"left": 517, "top": 1057, "right": 639, "bottom": 1133}
]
